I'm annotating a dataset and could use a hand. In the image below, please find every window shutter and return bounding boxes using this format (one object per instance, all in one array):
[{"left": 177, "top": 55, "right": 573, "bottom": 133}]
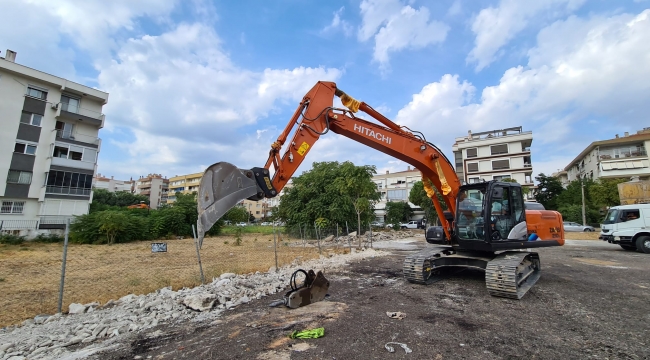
[
  {"left": 492, "top": 160, "right": 510, "bottom": 170},
  {"left": 466, "top": 148, "right": 477, "bottom": 158},
  {"left": 467, "top": 163, "right": 479, "bottom": 172},
  {"left": 491, "top": 144, "right": 508, "bottom": 155}
]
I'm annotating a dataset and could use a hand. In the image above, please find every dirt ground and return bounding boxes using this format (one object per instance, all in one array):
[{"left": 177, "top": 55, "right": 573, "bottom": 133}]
[
  {"left": 0, "top": 234, "right": 328, "bottom": 327},
  {"left": 88, "top": 239, "right": 650, "bottom": 360}
]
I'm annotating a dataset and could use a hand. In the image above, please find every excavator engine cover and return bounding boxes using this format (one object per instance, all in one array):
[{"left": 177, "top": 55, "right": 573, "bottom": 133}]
[{"left": 283, "top": 269, "right": 330, "bottom": 309}]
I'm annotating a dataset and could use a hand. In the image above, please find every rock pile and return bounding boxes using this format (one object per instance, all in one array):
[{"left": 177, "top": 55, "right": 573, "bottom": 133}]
[
  {"left": 0, "top": 249, "right": 387, "bottom": 360},
  {"left": 314, "top": 229, "right": 423, "bottom": 246}
]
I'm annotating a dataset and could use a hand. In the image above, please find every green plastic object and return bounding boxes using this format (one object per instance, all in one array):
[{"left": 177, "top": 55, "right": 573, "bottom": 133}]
[{"left": 289, "top": 327, "right": 325, "bottom": 339}]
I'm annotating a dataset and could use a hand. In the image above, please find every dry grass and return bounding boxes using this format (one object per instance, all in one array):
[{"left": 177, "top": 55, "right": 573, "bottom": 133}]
[
  {"left": 564, "top": 230, "right": 601, "bottom": 240},
  {"left": 0, "top": 233, "right": 338, "bottom": 327}
]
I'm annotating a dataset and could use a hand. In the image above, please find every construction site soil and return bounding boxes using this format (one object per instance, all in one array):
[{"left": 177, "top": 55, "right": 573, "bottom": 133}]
[{"left": 91, "top": 240, "right": 649, "bottom": 360}]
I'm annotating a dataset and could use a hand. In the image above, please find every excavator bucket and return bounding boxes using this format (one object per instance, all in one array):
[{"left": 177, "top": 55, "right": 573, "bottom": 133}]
[{"left": 196, "top": 162, "right": 261, "bottom": 247}]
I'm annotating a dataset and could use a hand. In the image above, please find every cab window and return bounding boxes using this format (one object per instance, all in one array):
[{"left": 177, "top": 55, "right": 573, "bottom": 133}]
[{"left": 621, "top": 209, "right": 640, "bottom": 222}]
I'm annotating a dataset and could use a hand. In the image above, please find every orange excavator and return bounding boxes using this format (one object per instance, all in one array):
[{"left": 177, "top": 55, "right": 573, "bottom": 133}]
[{"left": 197, "top": 81, "right": 564, "bottom": 300}]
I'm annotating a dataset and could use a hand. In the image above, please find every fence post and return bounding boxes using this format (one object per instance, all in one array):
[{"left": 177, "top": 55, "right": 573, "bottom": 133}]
[
  {"left": 345, "top": 221, "right": 351, "bottom": 252},
  {"left": 314, "top": 222, "right": 321, "bottom": 255},
  {"left": 273, "top": 224, "right": 279, "bottom": 272},
  {"left": 57, "top": 219, "right": 70, "bottom": 314},
  {"left": 369, "top": 223, "right": 373, "bottom": 248},
  {"left": 192, "top": 224, "right": 205, "bottom": 284}
]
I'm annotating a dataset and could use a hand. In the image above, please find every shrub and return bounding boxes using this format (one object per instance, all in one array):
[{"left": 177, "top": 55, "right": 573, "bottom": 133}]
[
  {"left": 33, "top": 233, "right": 64, "bottom": 243},
  {"left": 0, "top": 234, "right": 25, "bottom": 245}
]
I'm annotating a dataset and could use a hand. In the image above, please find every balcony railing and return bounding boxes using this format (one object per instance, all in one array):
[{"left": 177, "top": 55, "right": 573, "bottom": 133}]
[
  {"left": 524, "top": 163, "right": 532, "bottom": 168},
  {"left": 0, "top": 220, "right": 38, "bottom": 230},
  {"left": 523, "top": 147, "right": 531, "bottom": 152},
  {"left": 46, "top": 186, "right": 91, "bottom": 196},
  {"left": 599, "top": 147, "right": 647, "bottom": 160},
  {"left": 56, "top": 130, "right": 100, "bottom": 145},
  {"left": 39, "top": 215, "right": 76, "bottom": 229},
  {"left": 59, "top": 102, "right": 104, "bottom": 120}
]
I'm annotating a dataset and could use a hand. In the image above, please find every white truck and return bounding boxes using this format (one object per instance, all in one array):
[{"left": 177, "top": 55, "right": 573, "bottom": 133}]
[{"left": 599, "top": 204, "right": 650, "bottom": 253}]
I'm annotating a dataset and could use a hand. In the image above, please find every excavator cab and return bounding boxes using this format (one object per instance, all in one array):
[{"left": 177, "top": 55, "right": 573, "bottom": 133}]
[{"left": 427, "top": 181, "right": 562, "bottom": 252}]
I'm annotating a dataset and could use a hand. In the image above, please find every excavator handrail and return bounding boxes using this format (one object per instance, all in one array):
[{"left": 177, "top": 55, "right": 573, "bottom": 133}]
[{"left": 261, "top": 81, "right": 460, "bottom": 239}]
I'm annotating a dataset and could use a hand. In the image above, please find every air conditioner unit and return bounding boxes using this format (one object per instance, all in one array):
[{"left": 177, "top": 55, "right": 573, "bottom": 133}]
[{"left": 51, "top": 103, "right": 59, "bottom": 110}]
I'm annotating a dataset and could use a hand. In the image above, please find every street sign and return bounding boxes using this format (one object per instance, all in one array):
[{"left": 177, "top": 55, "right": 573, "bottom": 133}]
[{"left": 151, "top": 242, "right": 168, "bottom": 253}]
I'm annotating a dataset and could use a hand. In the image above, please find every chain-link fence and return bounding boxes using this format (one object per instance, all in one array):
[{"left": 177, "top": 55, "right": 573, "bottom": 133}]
[{"left": 0, "top": 222, "right": 359, "bottom": 328}]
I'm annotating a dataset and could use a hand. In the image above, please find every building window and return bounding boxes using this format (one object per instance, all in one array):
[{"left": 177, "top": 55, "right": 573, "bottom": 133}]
[
  {"left": 7, "top": 170, "right": 33, "bottom": 184},
  {"left": 492, "top": 160, "right": 510, "bottom": 170},
  {"left": 61, "top": 94, "right": 80, "bottom": 113},
  {"left": 55, "top": 121, "right": 74, "bottom": 138},
  {"left": 468, "top": 177, "right": 480, "bottom": 184},
  {"left": 14, "top": 142, "right": 37, "bottom": 155},
  {"left": 20, "top": 112, "right": 42, "bottom": 126},
  {"left": 491, "top": 144, "right": 508, "bottom": 155},
  {"left": 26, "top": 86, "right": 47, "bottom": 100},
  {"left": 493, "top": 175, "right": 511, "bottom": 181},
  {"left": 467, "top": 163, "right": 479, "bottom": 173},
  {"left": 1, "top": 201, "right": 25, "bottom": 214},
  {"left": 466, "top": 148, "right": 478, "bottom": 158},
  {"left": 46, "top": 170, "right": 93, "bottom": 196},
  {"left": 256, "top": 211, "right": 260, "bottom": 214},
  {"left": 53, "top": 145, "right": 97, "bottom": 163},
  {"left": 387, "top": 189, "right": 407, "bottom": 200}
]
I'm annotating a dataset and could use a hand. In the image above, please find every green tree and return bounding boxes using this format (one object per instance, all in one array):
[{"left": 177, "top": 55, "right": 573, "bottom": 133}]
[
  {"left": 90, "top": 189, "right": 149, "bottom": 212},
  {"left": 98, "top": 211, "right": 129, "bottom": 245},
  {"left": 590, "top": 178, "right": 628, "bottom": 207},
  {"left": 223, "top": 206, "right": 249, "bottom": 223},
  {"left": 277, "top": 161, "right": 379, "bottom": 231},
  {"left": 534, "top": 173, "right": 564, "bottom": 210},
  {"left": 500, "top": 178, "right": 531, "bottom": 196},
  {"left": 385, "top": 201, "right": 413, "bottom": 229},
  {"left": 333, "top": 162, "right": 381, "bottom": 236},
  {"left": 409, "top": 180, "right": 447, "bottom": 226}
]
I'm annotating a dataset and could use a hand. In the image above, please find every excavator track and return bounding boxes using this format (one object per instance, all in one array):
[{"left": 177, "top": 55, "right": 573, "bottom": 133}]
[
  {"left": 402, "top": 248, "right": 450, "bottom": 284},
  {"left": 404, "top": 248, "right": 542, "bottom": 299},
  {"left": 485, "top": 252, "right": 541, "bottom": 299}
]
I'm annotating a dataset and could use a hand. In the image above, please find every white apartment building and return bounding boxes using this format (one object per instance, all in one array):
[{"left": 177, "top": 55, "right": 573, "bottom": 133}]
[
  {"left": 0, "top": 50, "right": 108, "bottom": 236},
  {"left": 136, "top": 174, "right": 169, "bottom": 209},
  {"left": 93, "top": 174, "right": 134, "bottom": 193},
  {"left": 372, "top": 167, "right": 424, "bottom": 223},
  {"left": 563, "top": 128, "right": 650, "bottom": 182},
  {"left": 452, "top": 126, "right": 534, "bottom": 196}
]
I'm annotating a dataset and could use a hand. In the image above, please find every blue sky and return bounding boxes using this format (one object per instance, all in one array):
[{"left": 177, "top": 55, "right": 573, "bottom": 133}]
[{"left": 2, "top": 0, "right": 649, "bottom": 181}]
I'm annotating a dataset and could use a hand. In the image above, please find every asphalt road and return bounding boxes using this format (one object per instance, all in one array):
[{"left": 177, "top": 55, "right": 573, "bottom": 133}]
[{"left": 88, "top": 239, "right": 649, "bottom": 360}]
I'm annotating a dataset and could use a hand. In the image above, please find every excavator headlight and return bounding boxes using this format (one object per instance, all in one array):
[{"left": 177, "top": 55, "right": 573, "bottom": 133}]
[{"left": 420, "top": 144, "right": 426, "bottom": 151}]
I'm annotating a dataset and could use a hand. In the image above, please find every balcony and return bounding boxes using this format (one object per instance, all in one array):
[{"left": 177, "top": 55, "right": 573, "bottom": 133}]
[
  {"left": 599, "top": 146, "right": 646, "bottom": 160},
  {"left": 56, "top": 130, "right": 100, "bottom": 146},
  {"left": 0, "top": 220, "right": 38, "bottom": 230},
  {"left": 56, "top": 103, "right": 104, "bottom": 127},
  {"left": 51, "top": 156, "right": 95, "bottom": 171},
  {"left": 39, "top": 215, "right": 76, "bottom": 229},
  {"left": 46, "top": 186, "right": 91, "bottom": 196}
]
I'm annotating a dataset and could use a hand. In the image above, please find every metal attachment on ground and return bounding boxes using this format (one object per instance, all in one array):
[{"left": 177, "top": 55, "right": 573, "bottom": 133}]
[
  {"left": 283, "top": 269, "right": 330, "bottom": 309},
  {"left": 385, "top": 342, "right": 412, "bottom": 354}
]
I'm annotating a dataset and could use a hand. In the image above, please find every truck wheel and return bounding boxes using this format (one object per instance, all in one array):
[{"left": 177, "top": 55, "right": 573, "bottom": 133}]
[
  {"left": 635, "top": 236, "right": 650, "bottom": 254},
  {"left": 620, "top": 244, "right": 636, "bottom": 251}
]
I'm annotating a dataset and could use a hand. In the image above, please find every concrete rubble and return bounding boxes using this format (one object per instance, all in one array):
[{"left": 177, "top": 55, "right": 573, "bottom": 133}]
[
  {"left": 300, "top": 229, "right": 423, "bottom": 247},
  {"left": 0, "top": 248, "right": 387, "bottom": 360}
]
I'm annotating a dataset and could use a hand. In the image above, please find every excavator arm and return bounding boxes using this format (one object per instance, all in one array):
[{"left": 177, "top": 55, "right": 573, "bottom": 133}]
[{"left": 197, "top": 81, "right": 460, "bottom": 243}]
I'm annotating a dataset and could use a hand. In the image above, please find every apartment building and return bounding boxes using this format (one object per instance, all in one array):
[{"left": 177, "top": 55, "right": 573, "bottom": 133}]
[
  {"left": 0, "top": 50, "right": 108, "bottom": 236},
  {"left": 93, "top": 174, "right": 134, "bottom": 193},
  {"left": 167, "top": 172, "right": 203, "bottom": 203},
  {"left": 372, "top": 167, "right": 424, "bottom": 223},
  {"left": 136, "top": 174, "right": 168, "bottom": 209},
  {"left": 452, "top": 126, "right": 534, "bottom": 196},
  {"left": 563, "top": 128, "right": 650, "bottom": 182}
]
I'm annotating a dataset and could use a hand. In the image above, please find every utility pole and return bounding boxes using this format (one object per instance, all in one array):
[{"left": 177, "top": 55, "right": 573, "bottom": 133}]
[{"left": 581, "top": 178, "right": 587, "bottom": 226}]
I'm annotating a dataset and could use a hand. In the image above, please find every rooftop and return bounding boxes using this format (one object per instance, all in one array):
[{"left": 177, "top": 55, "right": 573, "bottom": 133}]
[
  {"left": 0, "top": 49, "right": 108, "bottom": 104},
  {"left": 454, "top": 126, "right": 532, "bottom": 145},
  {"left": 564, "top": 128, "right": 650, "bottom": 170}
]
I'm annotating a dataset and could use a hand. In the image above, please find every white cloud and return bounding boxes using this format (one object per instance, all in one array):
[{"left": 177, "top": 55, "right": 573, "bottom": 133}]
[
  {"left": 23, "top": 0, "right": 178, "bottom": 56},
  {"left": 358, "top": 0, "right": 449, "bottom": 69},
  {"left": 96, "top": 23, "right": 342, "bottom": 177},
  {"left": 398, "top": 9, "right": 650, "bottom": 170},
  {"left": 321, "top": 7, "right": 353, "bottom": 36},
  {"left": 447, "top": 0, "right": 462, "bottom": 17},
  {"left": 467, "top": 0, "right": 586, "bottom": 71}
]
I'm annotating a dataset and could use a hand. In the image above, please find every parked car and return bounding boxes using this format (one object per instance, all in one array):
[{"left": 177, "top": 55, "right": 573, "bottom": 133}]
[
  {"left": 236, "top": 222, "right": 247, "bottom": 227},
  {"left": 563, "top": 221, "right": 595, "bottom": 232},
  {"left": 260, "top": 222, "right": 270, "bottom": 226},
  {"left": 371, "top": 222, "right": 383, "bottom": 227}
]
